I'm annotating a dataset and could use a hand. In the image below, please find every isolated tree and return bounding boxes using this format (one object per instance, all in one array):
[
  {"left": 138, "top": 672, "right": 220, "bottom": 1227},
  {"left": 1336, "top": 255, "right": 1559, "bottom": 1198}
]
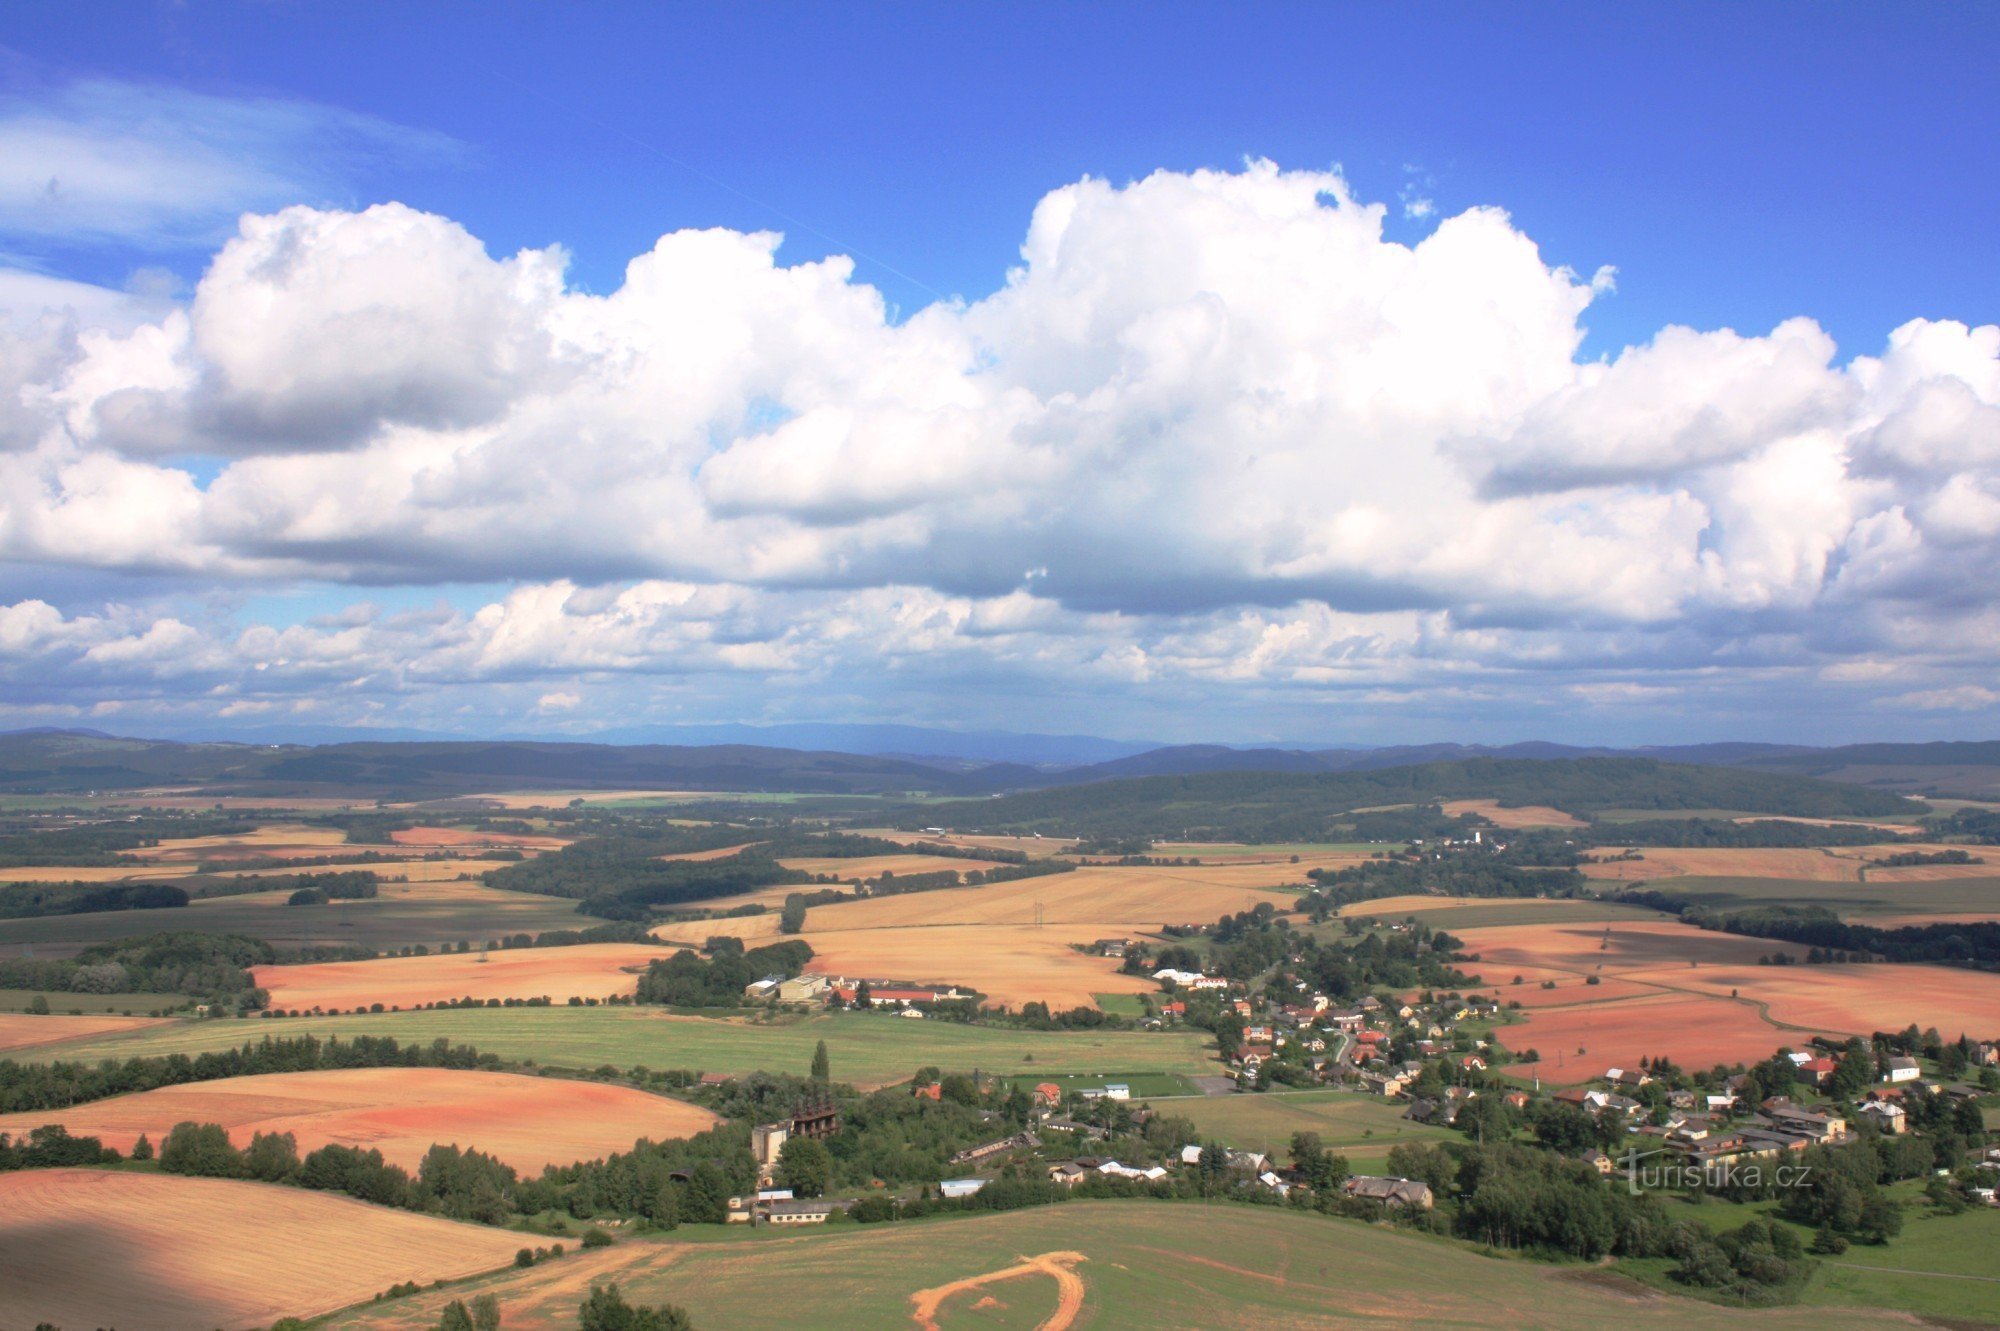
[
  {"left": 810, "top": 1040, "right": 831, "bottom": 1082},
  {"left": 779, "top": 895, "right": 808, "bottom": 935},
  {"left": 778, "top": 1136, "right": 831, "bottom": 1198},
  {"left": 25, "top": 995, "right": 48, "bottom": 1015},
  {"left": 129, "top": 1133, "right": 154, "bottom": 1162},
  {"left": 854, "top": 980, "right": 872, "bottom": 1009},
  {"left": 470, "top": 1294, "right": 501, "bottom": 1331},
  {"left": 436, "top": 1300, "right": 475, "bottom": 1331}
]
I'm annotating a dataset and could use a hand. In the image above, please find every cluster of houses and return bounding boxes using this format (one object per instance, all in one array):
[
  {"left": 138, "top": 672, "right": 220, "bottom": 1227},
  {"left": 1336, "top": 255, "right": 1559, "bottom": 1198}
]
[
  {"left": 1528, "top": 1051, "right": 1997, "bottom": 1197},
  {"left": 742, "top": 971, "right": 971, "bottom": 1014},
  {"left": 1201, "top": 984, "right": 1502, "bottom": 1092}
]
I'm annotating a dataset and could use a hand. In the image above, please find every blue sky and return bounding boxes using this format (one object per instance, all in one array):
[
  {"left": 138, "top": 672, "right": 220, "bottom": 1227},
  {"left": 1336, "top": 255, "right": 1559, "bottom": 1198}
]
[
  {"left": 12, "top": 3, "right": 1998, "bottom": 349},
  {"left": 1, "top": 4, "right": 1998, "bottom": 745}
]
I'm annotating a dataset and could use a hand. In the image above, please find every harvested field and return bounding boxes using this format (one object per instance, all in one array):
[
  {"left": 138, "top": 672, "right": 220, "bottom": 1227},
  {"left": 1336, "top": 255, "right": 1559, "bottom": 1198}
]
[
  {"left": 1341, "top": 895, "right": 1660, "bottom": 930},
  {"left": 0, "top": 861, "right": 203, "bottom": 882},
  {"left": 314, "top": 1199, "right": 1902, "bottom": 1331},
  {"left": 0, "top": 1168, "right": 521, "bottom": 1331},
  {"left": 660, "top": 863, "right": 1309, "bottom": 1006},
  {"left": 1582, "top": 847, "right": 1867, "bottom": 882},
  {"left": 802, "top": 924, "right": 1156, "bottom": 1007},
  {"left": 780, "top": 854, "right": 1010, "bottom": 878},
  {"left": 254, "top": 942, "right": 665, "bottom": 1010},
  {"left": 451, "top": 789, "right": 713, "bottom": 810},
  {"left": 860, "top": 830, "right": 1069, "bottom": 859},
  {"left": 1735, "top": 816, "right": 1923, "bottom": 835},
  {"left": 375, "top": 858, "right": 526, "bottom": 882},
  {"left": 0, "top": 1067, "right": 718, "bottom": 1171},
  {"left": 1441, "top": 799, "right": 1587, "bottom": 829},
  {"left": 0, "top": 858, "right": 509, "bottom": 886},
  {"left": 666, "top": 863, "right": 1308, "bottom": 942},
  {"left": 0, "top": 1012, "right": 166, "bottom": 1054},
  {"left": 390, "top": 825, "right": 568, "bottom": 851}
]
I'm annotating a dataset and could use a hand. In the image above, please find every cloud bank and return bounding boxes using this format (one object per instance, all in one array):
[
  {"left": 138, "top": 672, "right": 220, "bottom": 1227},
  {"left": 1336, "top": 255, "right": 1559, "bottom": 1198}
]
[{"left": 2, "top": 161, "right": 1997, "bottom": 740}]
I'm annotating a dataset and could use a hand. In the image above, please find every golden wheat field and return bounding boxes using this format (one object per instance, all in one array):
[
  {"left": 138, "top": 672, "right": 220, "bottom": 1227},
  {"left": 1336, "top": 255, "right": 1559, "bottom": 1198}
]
[
  {"left": 779, "top": 854, "right": 1012, "bottom": 878},
  {"left": 0, "top": 1169, "right": 522, "bottom": 1330},
  {"left": 254, "top": 943, "right": 664, "bottom": 1010},
  {"left": 0, "top": 1067, "right": 719, "bottom": 1172}
]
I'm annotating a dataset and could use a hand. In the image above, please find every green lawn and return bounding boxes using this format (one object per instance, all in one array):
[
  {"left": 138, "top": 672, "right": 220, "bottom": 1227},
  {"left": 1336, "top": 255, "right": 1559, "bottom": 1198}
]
[
  {"left": 317, "top": 1199, "right": 1897, "bottom": 1331},
  {"left": 1635, "top": 875, "right": 2000, "bottom": 921},
  {"left": 1146, "top": 1089, "right": 1458, "bottom": 1168},
  {"left": 1001, "top": 1071, "right": 1200, "bottom": 1097},
  {"left": 0, "top": 988, "right": 184, "bottom": 1015},
  {"left": 11, "top": 1006, "right": 1219, "bottom": 1089},
  {"left": 1617, "top": 1182, "right": 2000, "bottom": 1325},
  {"left": 1091, "top": 992, "right": 1149, "bottom": 1016}
]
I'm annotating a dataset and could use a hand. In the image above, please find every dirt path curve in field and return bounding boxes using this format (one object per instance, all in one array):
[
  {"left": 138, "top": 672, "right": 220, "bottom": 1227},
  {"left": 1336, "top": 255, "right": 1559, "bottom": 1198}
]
[{"left": 910, "top": 1250, "right": 1087, "bottom": 1330}]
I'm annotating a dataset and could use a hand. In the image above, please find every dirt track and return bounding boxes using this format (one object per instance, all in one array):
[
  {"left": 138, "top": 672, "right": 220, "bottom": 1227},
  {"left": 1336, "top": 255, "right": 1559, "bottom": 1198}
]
[{"left": 910, "top": 1250, "right": 1087, "bottom": 1330}]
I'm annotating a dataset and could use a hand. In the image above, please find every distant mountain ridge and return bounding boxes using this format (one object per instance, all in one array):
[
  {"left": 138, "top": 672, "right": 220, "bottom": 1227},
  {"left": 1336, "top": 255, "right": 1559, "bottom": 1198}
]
[{"left": 1, "top": 728, "right": 1996, "bottom": 799}]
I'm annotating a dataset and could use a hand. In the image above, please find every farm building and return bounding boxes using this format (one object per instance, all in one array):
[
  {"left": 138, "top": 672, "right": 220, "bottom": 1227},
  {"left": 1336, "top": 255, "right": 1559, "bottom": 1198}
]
[{"left": 1344, "top": 1176, "right": 1434, "bottom": 1209}]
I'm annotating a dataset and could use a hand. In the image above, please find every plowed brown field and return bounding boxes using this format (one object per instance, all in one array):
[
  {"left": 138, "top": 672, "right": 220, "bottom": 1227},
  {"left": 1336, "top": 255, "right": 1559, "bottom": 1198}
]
[
  {"left": 0, "top": 1067, "right": 719, "bottom": 1171},
  {"left": 1459, "top": 919, "right": 2000, "bottom": 1081},
  {"left": 0, "top": 1168, "right": 521, "bottom": 1330}
]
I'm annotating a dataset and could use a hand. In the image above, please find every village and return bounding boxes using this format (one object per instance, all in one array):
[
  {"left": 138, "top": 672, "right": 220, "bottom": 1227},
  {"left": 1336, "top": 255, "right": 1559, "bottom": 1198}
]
[{"left": 718, "top": 935, "right": 2000, "bottom": 1230}]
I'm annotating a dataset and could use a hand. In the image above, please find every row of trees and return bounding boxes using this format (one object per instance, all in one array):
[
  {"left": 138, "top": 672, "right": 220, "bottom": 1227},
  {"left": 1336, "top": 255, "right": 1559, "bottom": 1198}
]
[{"left": 0, "top": 1032, "right": 503, "bottom": 1114}]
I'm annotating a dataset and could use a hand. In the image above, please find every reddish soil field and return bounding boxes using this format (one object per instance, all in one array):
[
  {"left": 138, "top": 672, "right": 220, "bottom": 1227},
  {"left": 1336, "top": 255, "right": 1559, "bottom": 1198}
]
[
  {"left": 1496, "top": 993, "right": 1833, "bottom": 1084},
  {"left": 1656, "top": 963, "right": 2000, "bottom": 1043},
  {"left": 1456, "top": 920, "right": 1795, "bottom": 975},
  {"left": 0, "top": 1013, "right": 167, "bottom": 1054},
  {"left": 0, "top": 1168, "right": 522, "bottom": 1330},
  {"left": 0, "top": 1067, "right": 718, "bottom": 1171},
  {"left": 254, "top": 942, "right": 665, "bottom": 1010},
  {"left": 1466, "top": 917, "right": 2000, "bottom": 1077}
]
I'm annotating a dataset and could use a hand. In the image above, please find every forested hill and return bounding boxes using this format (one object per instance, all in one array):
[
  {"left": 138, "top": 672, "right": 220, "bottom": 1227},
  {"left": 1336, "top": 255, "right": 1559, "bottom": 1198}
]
[
  {"left": 0, "top": 730, "right": 1036, "bottom": 797},
  {"left": 906, "top": 757, "right": 1920, "bottom": 841}
]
